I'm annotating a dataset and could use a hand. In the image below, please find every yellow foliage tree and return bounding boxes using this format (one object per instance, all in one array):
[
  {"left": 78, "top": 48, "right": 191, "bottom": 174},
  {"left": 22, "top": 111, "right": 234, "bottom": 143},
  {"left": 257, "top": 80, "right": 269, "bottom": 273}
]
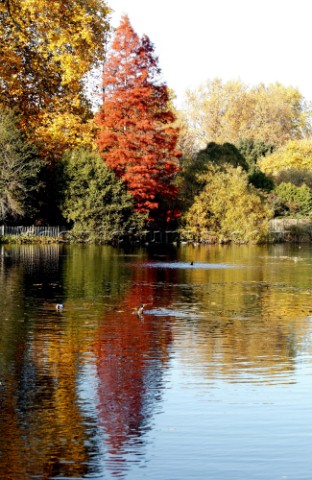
[
  {"left": 258, "top": 139, "right": 312, "bottom": 176},
  {"left": 182, "top": 78, "right": 252, "bottom": 151},
  {"left": 0, "top": 0, "right": 110, "bottom": 158},
  {"left": 181, "top": 79, "right": 310, "bottom": 155},
  {"left": 250, "top": 83, "right": 309, "bottom": 146},
  {"left": 181, "top": 165, "right": 272, "bottom": 243}
]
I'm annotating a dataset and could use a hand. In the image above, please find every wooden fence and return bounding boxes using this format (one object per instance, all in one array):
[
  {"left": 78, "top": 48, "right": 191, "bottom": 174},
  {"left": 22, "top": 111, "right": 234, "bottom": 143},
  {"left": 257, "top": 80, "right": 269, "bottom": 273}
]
[{"left": 0, "top": 225, "right": 181, "bottom": 242}]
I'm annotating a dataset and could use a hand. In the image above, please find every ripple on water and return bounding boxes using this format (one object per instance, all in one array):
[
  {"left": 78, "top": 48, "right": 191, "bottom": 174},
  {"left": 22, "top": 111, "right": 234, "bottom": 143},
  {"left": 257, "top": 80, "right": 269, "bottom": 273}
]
[{"left": 141, "top": 261, "right": 238, "bottom": 270}]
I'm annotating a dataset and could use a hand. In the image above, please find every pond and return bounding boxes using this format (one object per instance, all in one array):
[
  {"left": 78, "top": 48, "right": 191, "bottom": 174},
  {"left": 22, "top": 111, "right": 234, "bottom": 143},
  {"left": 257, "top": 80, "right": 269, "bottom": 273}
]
[{"left": 0, "top": 242, "right": 312, "bottom": 480}]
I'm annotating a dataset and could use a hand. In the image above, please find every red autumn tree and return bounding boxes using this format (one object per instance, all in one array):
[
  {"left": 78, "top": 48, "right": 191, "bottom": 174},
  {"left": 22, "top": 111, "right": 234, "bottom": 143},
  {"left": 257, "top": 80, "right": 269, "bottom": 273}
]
[{"left": 96, "top": 15, "right": 181, "bottom": 222}]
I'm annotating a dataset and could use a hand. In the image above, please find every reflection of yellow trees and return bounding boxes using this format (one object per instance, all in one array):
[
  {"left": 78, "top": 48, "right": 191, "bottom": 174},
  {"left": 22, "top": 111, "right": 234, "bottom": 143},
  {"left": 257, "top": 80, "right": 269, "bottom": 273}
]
[
  {"left": 0, "top": 245, "right": 101, "bottom": 478},
  {"left": 0, "top": 256, "right": 26, "bottom": 480},
  {"left": 0, "top": 257, "right": 33, "bottom": 479},
  {"left": 25, "top": 324, "right": 91, "bottom": 478},
  {"left": 0, "top": 264, "right": 25, "bottom": 358},
  {"left": 0, "top": 382, "right": 29, "bottom": 480},
  {"left": 1, "top": 244, "right": 175, "bottom": 478},
  {"left": 1, "top": 316, "right": 96, "bottom": 478},
  {"left": 175, "top": 245, "right": 312, "bottom": 382},
  {"left": 0, "top": 263, "right": 29, "bottom": 479}
]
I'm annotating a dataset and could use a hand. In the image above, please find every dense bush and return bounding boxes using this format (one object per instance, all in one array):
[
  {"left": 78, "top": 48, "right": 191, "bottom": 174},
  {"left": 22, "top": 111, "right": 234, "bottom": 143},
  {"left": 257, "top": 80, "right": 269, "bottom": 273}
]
[
  {"left": 180, "top": 165, "right": 272, "bottom": 243},
  {"left": 236, "top": 139, "right": 275, "bottom": 172},
  {"left": 274, "top": 182, "right": 312, "bottom": 216}
]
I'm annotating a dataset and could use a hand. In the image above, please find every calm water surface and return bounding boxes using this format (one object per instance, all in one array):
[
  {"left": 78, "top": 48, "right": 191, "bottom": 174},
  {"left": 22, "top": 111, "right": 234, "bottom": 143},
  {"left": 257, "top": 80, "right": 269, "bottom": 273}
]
[{"left": 0, "top": 243, "right": 312, "bottom": 480}]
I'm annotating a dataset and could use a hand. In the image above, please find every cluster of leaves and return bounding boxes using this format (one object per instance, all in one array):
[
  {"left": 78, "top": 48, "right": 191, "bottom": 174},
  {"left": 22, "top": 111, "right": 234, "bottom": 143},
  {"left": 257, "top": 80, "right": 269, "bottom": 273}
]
[
  {"left": 178, "top": 142, "right": 249, "bottom": 210},
  {"left": 236, "top": 139, "right": 275, "bottom": 172},
  {"left": 258, "top": 140, "right": 312, "bottom": 176},
  {"left": 0, "top": 0, "right": 110, "bottom": 158}
]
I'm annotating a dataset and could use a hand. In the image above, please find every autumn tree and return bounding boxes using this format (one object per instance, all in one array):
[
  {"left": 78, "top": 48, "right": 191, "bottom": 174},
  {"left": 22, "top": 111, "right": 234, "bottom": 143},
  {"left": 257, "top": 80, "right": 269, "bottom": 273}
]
[
  {"left": 249, "top": 83, "right": 309, "bottom": 145},
  {"left": 181, "top": 79, "right": 253, "bottom": 151},
  {"left": 0, "top": 0, "right": 110, "bottom": 157},
  {"left": 180, "top": 165, "right": 272, "bottom": 244},
  {"left": 180, "top": 79, "right": 311, "bottom": 155},
  {"left": 258, "top": 140, "right": 312, "bottom": 177},
  {"left": 96, "top": 15, "right": 181, "bottom": 223}
]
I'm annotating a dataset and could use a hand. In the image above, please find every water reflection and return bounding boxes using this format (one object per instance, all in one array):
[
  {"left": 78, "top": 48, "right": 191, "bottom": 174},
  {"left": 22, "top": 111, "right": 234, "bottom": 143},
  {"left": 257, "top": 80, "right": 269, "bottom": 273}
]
[
  {"left": 0, "top": 243, "right": 312, "bottom": 479},
  {"left": 95, "top": 261, "right": 175, "bottom": 477}
]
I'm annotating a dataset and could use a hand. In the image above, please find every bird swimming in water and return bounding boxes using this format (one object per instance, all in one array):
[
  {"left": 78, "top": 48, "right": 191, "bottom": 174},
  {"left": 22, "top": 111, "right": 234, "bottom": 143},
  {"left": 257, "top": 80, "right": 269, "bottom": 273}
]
[
  {"left": 136, "top": 304, "right": 145, "bottom": 316},
  {"left": 190, "top": 261, "right": 194, "bottom": 266}
]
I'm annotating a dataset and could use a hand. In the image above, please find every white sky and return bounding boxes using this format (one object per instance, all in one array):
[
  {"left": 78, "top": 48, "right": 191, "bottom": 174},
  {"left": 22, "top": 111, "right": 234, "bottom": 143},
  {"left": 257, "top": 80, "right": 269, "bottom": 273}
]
[{"left": 108, "top": 0, "right": 312, "bottom": 107}]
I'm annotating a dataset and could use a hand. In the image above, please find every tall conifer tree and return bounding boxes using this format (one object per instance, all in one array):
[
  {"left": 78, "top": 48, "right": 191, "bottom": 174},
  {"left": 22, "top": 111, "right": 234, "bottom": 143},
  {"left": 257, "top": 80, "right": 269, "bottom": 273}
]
[{"left": 96, "top": 15, "right": 180, "bottom": 222}]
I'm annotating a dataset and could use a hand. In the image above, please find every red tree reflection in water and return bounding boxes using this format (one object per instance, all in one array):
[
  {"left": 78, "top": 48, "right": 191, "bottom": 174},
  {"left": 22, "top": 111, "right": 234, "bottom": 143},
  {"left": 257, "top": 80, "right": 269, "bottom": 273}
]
[{"left": 96, "top": 262, "right": 177, "bottom": 473}]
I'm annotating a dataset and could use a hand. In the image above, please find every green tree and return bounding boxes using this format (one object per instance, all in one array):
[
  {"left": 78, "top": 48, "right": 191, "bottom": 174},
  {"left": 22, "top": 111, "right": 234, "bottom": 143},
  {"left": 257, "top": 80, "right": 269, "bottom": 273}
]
[
  {"left": 248, "top": 169, "right": 275, "bottom": 192},
  {"left": 180, "top": 165, "right": 272, "bottom": 243},
  {"left": 274, "top": 183, "right": 312, "bottom": 217},
  {"left": 0, "top": 109, "right": 43, "bottom": 222},
  {"left": 60, "top": 149, "right": 146, "bottom": 242},
  {"left": 236, "top": 139, "right": 275, "bottom": 171},
  {"left": 235, "top": 139, "right": 275, "bottom": 191},
  {"left": 196, "top": 142, "right": 248, "bottom": 170},
  {"left": 178, "top": 142, "right": 248, "bottom": 210}
]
